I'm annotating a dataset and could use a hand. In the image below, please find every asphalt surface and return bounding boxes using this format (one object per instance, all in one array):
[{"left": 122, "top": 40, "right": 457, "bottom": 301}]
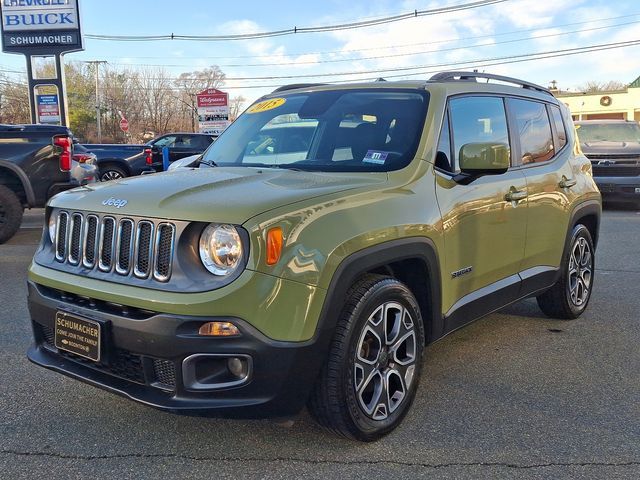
[{"left": 1, "top": 207, "right": 639, "bottom": 479}]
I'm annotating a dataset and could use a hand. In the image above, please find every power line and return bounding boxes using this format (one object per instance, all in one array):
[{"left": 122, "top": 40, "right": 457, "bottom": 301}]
[
  {"left": 126, "top": 38, "right": 640, "bottom": 81},
  {"left": 78, "top": 12, "right": 640, "bottom": 61},
  {"left": 2, "top": 39, "right": 638, "bottom": 92},
  {"left": 84, "top": 0, "right": 508, "bottom": 42},
  {"left": 96, "top": 19, "right": 640, "bottom": 69}
]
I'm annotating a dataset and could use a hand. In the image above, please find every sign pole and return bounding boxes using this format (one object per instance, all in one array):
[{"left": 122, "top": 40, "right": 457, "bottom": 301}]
[{"left": 25, "top": 53, "right": 69, "bottom": 126}]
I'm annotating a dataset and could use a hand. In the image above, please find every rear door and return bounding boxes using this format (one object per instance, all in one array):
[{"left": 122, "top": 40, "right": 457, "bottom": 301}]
[
  {"left": 434, "top": 95, "right": 528, "bottom": 330},
  {"left": 508, "top": 99, "right": 577, "bottom": 290}
]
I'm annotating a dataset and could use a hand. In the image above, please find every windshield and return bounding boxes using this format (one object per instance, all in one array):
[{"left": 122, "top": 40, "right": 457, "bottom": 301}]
[
  {"left": 577, "top": 122, "right": 640, "bottom": 143},
  {"left": 200, "top": 89, "right": 429, "bottom": 171}
]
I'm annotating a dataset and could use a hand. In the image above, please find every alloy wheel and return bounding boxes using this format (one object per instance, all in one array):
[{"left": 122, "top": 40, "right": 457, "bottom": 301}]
[
  {"left": 100, "top": 170, "right": 123, "bottom": 181},
  {"left": 353, "top": 301, "right": 417, "bottom": 421},
  {"left": 567, "top": 236, "right": 592, "bottom": 307}
]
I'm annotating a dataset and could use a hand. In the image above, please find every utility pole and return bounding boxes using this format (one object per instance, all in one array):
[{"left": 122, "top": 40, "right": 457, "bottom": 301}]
[{"left": 87, "top": 60, "right": 107, "bottom": 142}]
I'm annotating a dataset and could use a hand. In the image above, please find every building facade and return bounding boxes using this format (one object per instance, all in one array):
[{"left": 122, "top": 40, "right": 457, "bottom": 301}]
[{"left": 554, "top": 75, "right": 640, "bottom": 122}]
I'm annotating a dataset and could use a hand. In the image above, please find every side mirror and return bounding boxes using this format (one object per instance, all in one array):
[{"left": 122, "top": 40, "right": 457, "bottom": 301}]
[{"left": 459, "top": 142, "right": 510, "bottom": 175}]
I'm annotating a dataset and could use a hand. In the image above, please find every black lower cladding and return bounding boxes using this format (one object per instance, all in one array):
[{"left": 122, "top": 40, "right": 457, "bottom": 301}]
[{"left": 26, "top": 281, "right": 329, "bottom": 417}]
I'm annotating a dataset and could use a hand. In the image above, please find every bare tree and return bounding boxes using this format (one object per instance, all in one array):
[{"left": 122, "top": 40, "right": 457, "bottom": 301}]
[
  {"left": 135, "top": 67, "right": 177, "bottom": 136},
  {"left": 0, "top": 74, "right": 29, "bottom": 124},
  {"left": 229, "top": 95, "right": 246, "bottom": 121},
  {"left": 579, "top": 80, "right": 627, "bottom": 93}
]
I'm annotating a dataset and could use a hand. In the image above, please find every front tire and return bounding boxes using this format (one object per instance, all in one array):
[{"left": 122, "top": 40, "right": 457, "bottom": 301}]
[
  {"left": 308, "top": 275, "right": 425, "bottom": 441},
  {"left": 537, "top": 224, "right": 595, "bottom": 319},
  {"left": 0, "top": 185, "right": 23, "bottom": 244}
]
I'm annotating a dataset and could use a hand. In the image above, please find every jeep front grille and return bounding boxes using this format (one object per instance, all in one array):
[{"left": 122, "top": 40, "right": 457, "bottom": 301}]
[{"left": 53, "top": 211, "right": 176, "bottom": 282}]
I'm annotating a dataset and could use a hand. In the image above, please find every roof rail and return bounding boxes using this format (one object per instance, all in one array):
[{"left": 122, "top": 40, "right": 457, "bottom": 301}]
[
  {"left": 429, "top": 71, "right": 552, "bottom": 96},
  {"left": 271, "top": 83, "right": 328, "bottom": 93}
]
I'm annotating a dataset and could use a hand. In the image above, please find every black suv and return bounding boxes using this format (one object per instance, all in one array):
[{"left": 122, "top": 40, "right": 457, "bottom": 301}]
[
  {"left": 145, "top": 133, "right": 216, "bottom": 172},
  {"left": 576, "top": 120, "right": 640, "bottom": 206},
  {"left": 0, "top": 124, "right": 97, "bottom": 243}
]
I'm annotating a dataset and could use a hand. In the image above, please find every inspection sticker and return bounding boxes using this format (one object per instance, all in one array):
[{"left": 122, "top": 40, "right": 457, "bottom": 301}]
[
  {"left": 363, "top": 150, "right": 389, "bottom": 165},
  {"left": 247, "top": 98, "right": 286, "bottom": 113}
]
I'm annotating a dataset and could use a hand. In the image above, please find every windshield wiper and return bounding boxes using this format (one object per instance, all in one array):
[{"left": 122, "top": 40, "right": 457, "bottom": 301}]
[{"left": 199, "top": 157, "right": 217, "bottom": 167}]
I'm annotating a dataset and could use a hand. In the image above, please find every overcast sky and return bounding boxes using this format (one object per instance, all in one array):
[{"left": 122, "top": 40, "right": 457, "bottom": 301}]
[{"left": 1, "top": 0, "right": 639, "bottom": 104}]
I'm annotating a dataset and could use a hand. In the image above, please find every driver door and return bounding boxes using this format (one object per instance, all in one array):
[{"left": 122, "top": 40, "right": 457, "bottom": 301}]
[{"left": 434, "top": 96, "right": 528, "bottom": 332}]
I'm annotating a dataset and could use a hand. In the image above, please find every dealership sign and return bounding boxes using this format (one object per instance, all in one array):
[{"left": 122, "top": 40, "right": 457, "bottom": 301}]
[
  {"left": 36, "top": 93, "right": 60, "bottom": 124},
  {"left": 0, "top": 0, "right": 83, "bottom": 54}
]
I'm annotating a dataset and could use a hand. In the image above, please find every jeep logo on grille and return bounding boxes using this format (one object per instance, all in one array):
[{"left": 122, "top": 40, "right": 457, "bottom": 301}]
[{"left": 102, "top": 197, "right": 128, "bottom": 209}]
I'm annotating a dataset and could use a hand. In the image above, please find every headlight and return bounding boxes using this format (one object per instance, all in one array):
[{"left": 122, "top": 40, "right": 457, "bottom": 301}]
[
  {"left": 199, "top": 224, "right": 243, "bottom": 275},
  {"left": 48, "top": 213, "right": 57, "bottom": 243}
]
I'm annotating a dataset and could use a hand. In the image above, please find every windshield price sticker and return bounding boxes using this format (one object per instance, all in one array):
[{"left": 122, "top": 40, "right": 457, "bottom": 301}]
[{"left": 247, "top": 98, "right": 286, "bottom": 114}]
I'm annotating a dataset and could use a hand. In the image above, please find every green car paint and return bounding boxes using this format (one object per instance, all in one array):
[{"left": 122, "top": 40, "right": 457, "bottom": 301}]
[{"left": 30, "top": 78, "right": 601, "bottom": 344}]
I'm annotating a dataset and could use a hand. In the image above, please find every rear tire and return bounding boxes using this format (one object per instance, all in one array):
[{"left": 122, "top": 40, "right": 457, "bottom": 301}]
[
  {"left": 0, "top": 185, "right": 24, "bottom": 244},
  {"left": 537, "top": 224, "right": 595, "bottom": 319},
  {"left": 308, "top": 274, "right": 425, "bottom": 441},
  {"left": 99, "top": 165, "right": 127, "bottom": 182}
]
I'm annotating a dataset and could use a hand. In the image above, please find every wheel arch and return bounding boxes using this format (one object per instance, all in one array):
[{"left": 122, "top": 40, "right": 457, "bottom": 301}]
[
  {"left": 316, "top": 238, "right": 443, "bottom": 344},
  {"left": 569, "top": 200, "right": 601, "bottom": 249},
  {"left": 0, "top": 161, "right": 35, "bottom": 207}
]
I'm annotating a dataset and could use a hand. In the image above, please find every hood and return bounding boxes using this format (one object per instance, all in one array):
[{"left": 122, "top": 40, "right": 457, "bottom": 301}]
[
  {"left": 49, "top": 167, "right": 387, "bottom": 224},
  {"left": 581, "top": 141, "right": 640, "bottom": 154}
]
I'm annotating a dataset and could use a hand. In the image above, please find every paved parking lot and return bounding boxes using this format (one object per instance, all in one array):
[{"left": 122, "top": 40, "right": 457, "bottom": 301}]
[{"left": 1, "top": 207, "right": 639, "bottom": 479}]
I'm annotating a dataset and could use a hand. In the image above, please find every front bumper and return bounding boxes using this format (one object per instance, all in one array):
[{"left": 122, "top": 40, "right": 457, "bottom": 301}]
[
  {"left": 595, "top": 176, "right": 640, "bottom": 203},
  {"left": 27, "top": 281, "right": 328, "bottom": 417}
]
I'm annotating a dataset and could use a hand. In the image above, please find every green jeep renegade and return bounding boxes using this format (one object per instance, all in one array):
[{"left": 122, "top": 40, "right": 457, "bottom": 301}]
[{"left": 27, "top": 72, "right": 601, "bottom": 441}]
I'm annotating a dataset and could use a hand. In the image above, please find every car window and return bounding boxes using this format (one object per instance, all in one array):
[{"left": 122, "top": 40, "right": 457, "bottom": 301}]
[
  {"left": 243, "top": 114, "right": 318, "bottom": 164},
  {"left": 449, "top": 96, "right": 510, "bottom": 171},
  {"left": 509, "top": 99, "right": 554, "bottom": 164},
  {"left": 550, "top": 106, "right": 567, "bottom": 150},
  {"left": 153, "top": 135, "right": 177, "bottom": 148},
  {"left": 201, "top": 89, "right": 429, "bottom": 172},
  {"left": 575, "top": 122, "right": 640, "bottom": 143},
  {"left": 189, "top": 136, "right": 211, "bottom": 149}
]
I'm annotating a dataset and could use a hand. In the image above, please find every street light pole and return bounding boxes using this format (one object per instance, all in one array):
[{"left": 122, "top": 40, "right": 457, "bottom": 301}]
[{"left": 87, "top": 60, "right": 107, "bottom": 142}]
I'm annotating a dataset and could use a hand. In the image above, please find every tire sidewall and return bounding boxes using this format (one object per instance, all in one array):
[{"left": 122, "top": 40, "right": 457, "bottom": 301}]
[
  {"left": 0, "top": 185, "right": 23, "bottom": 244},
  {"left": 341, "top": 279, "right": 425, "bottom": 439},
  {"left": 562, "top": 225, "right": 595, "bottom": 316},
  {"left": 99, "top": 167, "right": 126, "bottom": 182}
]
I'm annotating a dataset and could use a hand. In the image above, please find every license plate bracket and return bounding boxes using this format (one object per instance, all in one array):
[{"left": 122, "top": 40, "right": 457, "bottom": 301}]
[{"left": 54, "top": 311, "right": 102, "bottom": 362}]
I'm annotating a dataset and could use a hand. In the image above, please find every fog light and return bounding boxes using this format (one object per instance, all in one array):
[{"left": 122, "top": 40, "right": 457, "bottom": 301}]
[
  {"left": 198, "top": 321, "right": 240, "bottom": 337},
  {"left": 227, "top": 357, "right": 248, "bottom": 378}
]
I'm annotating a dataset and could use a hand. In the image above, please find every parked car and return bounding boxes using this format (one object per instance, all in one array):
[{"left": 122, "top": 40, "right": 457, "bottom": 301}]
[
  {"left": 0, "top": 124, "right": 97, "bottom": 243},
  {"left": 28, "top": 72, "right": 601, "bottom": 441},
  {"left": 72, "top": 142, "right": 98, "bottom": 166},
  {"left": 84, "top": 133, "right": 216, "bottom": 180},
  {"left": 143, "top": 132, "right": 216, "bottom": 172},
  {"left": 166, "top": 154, "right": 201, "bottom": 171},
  {"left": 575, "top": 120, "right": 640, "bottom": 207},
  {"left": 80, "top": 143, "right": 150, "bottom": 181}
]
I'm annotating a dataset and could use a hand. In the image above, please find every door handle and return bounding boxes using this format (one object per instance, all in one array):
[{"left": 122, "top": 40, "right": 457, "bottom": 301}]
[
  {"left": 504, "top": 189, "right": 528, "bottom": 202},
  {"left": 559, "top": 177, "right": 577, "bottom": 189}
]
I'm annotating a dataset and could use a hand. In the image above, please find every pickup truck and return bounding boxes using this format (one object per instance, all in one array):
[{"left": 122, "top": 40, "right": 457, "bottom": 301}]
[
  {"left": 85, "top": 132, "right": 216, "bottom": 180},
  {"left": 0, "top": 124, "right": 97, "bottom": 243}
]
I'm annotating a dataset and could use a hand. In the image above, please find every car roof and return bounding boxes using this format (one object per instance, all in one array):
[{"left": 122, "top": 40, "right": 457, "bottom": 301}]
[{"left": 268, "top": 71, "right": 554, "bottom": 102}]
